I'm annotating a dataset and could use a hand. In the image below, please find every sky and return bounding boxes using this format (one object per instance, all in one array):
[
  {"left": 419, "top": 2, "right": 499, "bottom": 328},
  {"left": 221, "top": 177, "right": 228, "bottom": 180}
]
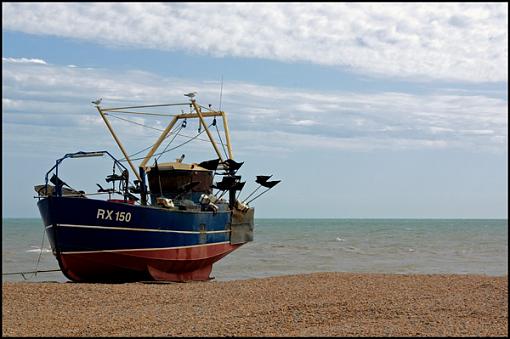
[{"left": 2, "top": 2, "right": 508, "bottom": 218}]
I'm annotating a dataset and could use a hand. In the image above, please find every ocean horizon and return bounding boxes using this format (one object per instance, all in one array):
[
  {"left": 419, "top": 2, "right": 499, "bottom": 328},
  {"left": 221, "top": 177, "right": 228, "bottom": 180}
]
[{"left": 2, "top": 217, "right": 508, "bottom": 283}]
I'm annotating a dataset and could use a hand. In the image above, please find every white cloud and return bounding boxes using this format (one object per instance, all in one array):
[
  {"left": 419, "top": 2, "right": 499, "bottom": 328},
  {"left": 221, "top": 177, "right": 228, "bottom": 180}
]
[
  {"left": 234, "top": 130, "right": 458, "bottom": 154},
  {"left": 2, "top": 2, "right": 507, "bottom": 82},
  {"left": 2, "top": 61, "right": 508, "bottom": 157},
  {"left": 2, "top": 98, "right": 22, "bottom": 109},
  {"left": 2, "top": 57, "right": 47, "bottom": 65},
  {"left": 290, "top": 119, "right": 319, "bottom": 126}
]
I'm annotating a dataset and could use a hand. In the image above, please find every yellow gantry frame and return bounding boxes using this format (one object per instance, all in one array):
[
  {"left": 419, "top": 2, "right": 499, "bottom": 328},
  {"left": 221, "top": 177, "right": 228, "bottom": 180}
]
[
  {"left": 96, "top": 106, "right": 142, "bottom": 182},
  {"left": 95, "top": 99, "right": 234, "bottom": 182}
]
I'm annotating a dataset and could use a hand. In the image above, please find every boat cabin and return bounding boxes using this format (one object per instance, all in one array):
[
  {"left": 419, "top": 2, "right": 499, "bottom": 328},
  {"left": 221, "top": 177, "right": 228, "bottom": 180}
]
[{"left": 145, "top": 162, "right": 213, "bottom": 205}]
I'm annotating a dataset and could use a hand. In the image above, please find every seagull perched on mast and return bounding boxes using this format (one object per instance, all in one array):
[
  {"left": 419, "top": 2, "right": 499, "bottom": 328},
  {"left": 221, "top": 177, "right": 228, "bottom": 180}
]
[
  {"left": 184, "top": 92, "right": 197, "bottom": 99},
  {"left": 91, "top": 98, "right": 102, "bottom": 105}
]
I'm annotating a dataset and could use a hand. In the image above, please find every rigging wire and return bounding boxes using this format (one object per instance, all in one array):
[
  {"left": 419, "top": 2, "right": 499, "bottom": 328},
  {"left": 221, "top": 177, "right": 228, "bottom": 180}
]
[
  {"left": 126, "top": 125, "right": 210, "bottom": 162},
  {"left": 196, "top": 103, "right": 228, "bottom": 158},
  {"left": 100, "top": 110, "right": 176, "bottom": 117},
  {"left": 116, "top": 129, "right": 183, "bottom": 162},
  {"left": 103, "top": 102, "right": 189, "bottom": 111},
  {"left": 156, "top": 123, "right": 184, "bottom": 162},
  {"left": 104, "top": 109, "right": 222, "bottom": 164},
  {"left": 105, "top": 113, "right": 164, "bottom": 132},
  {"left": 219, "top": 75, "right": 224, "bottom": 112},
  {"left": 106, "top": 113, "right": 166, "bottom": 133},
  {"left": 105, "top": 113, "right": 213, "bottom": 162},
  {"left": 213, "top": 118, "right": 229, "bottom": 159},
  {"left": 106, "top": 113, "right": 212, "bottom": 144}
]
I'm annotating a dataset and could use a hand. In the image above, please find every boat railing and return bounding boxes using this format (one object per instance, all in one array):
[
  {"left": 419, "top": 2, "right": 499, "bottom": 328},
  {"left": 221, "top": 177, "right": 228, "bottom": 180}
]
[{"left": 41, "top": 150, "right": 130, "bottom": 199}]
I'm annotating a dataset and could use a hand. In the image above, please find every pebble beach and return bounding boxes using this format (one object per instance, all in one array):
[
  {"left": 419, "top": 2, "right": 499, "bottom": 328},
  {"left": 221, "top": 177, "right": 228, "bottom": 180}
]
[{"left": 2, "top": 272, "right": 507, "bottom": 337}]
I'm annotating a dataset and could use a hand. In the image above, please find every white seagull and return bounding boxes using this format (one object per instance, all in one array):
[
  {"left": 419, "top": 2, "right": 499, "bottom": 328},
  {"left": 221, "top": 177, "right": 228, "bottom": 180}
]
[
  {"left": 184, "top": 92, "right": 197, "bottom": 99},
  {"left": 91, "top": 98, "right": 102, "bottom": 105}
]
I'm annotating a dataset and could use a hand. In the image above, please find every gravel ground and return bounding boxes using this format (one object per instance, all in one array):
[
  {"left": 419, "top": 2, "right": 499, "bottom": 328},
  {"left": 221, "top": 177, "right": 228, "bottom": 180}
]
[{"left": 2, "top": 272, "right": 507, "bottom": 337}]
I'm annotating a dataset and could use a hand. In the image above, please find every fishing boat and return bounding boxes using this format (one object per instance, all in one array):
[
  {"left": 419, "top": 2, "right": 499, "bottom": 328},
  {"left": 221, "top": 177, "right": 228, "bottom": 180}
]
[{"left": 35, "top": 93, "right": 280, "bottom": 282}]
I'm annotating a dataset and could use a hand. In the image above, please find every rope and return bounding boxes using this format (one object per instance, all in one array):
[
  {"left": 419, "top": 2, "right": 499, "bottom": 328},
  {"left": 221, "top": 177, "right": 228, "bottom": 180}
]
[
  {"left": 34, "top": 228, "right": 47, "bottom": 277},
  {"left": 2, "top": 229, "right": 60, "bottom": 281},
  {"left": 2, "top": 269, "right": 62, "bottom": 280}
]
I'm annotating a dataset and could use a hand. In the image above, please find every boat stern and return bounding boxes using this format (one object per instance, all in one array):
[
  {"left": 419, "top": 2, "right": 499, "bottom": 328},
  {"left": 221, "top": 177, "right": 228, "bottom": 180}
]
[{"left": 230, "top": 204, "right": 254, "bottom": 244}]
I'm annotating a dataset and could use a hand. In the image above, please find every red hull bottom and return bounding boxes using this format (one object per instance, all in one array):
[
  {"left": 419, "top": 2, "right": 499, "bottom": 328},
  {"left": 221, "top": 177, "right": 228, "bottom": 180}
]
[{"left": 57, "top": 242, "right": 242, "bottom": 282}]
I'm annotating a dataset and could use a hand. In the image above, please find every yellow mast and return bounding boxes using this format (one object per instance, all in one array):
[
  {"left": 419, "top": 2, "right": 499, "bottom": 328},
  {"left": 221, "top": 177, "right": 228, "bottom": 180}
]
[
  {"left": 139, "top": 115, "right": 179, "bottom": 169},
  {"left": 98, "top": 96, "right": 234, "bottom": 175},
  {"left": 190, "top": 99, "right": 225, "bottom": 162},
  {"left": 96, "top": 105, "right": 142, "bottom": 182},
  {"left": 221, "top": 111, "right": 234, "bottom": 159}
]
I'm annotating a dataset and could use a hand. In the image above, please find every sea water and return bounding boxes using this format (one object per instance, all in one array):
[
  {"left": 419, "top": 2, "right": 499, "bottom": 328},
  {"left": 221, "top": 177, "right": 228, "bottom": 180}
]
[{"left": 2, "top": 218, "right": 507, "bottom": 283}]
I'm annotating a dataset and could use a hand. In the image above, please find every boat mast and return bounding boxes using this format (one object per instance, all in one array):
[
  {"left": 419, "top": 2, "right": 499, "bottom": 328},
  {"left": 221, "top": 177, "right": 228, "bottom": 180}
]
[
  {"left": 96, "top": 105, "right": 142, "bottom": 182},
  {"left": 139, "top": 115, "right": 179, "bottom": 169},
  {"left": 220, "top": 111, "right": 234, "bottom": 159},
  {"left": 190, "top": 99, "right": 225, "bottom": 161},
  {"left": 139, "top": 99, "right": 229, "bottom": 169},
  {"left": 95, "top": 96, "right": 236, "bottom": 206}
]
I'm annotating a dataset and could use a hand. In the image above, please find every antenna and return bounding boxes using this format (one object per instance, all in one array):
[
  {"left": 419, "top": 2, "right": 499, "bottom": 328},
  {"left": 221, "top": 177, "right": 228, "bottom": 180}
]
[{"left": 219, "top": 75, "right": 224, "bottom": 112}]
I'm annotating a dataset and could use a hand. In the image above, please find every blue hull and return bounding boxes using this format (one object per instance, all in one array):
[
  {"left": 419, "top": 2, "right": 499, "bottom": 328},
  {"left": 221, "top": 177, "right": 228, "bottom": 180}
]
[
  {"left": 38, "top": 196, "right": 231, "bottom": 252},
  {"left": 37, "top": 196, "right": 246, "bottom": 282}
]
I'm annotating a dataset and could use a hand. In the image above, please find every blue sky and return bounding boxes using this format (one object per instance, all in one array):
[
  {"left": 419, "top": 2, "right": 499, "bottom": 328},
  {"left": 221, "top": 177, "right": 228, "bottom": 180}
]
[{"left": 2, "top": 2, "right": 508, "bottom": 218}]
